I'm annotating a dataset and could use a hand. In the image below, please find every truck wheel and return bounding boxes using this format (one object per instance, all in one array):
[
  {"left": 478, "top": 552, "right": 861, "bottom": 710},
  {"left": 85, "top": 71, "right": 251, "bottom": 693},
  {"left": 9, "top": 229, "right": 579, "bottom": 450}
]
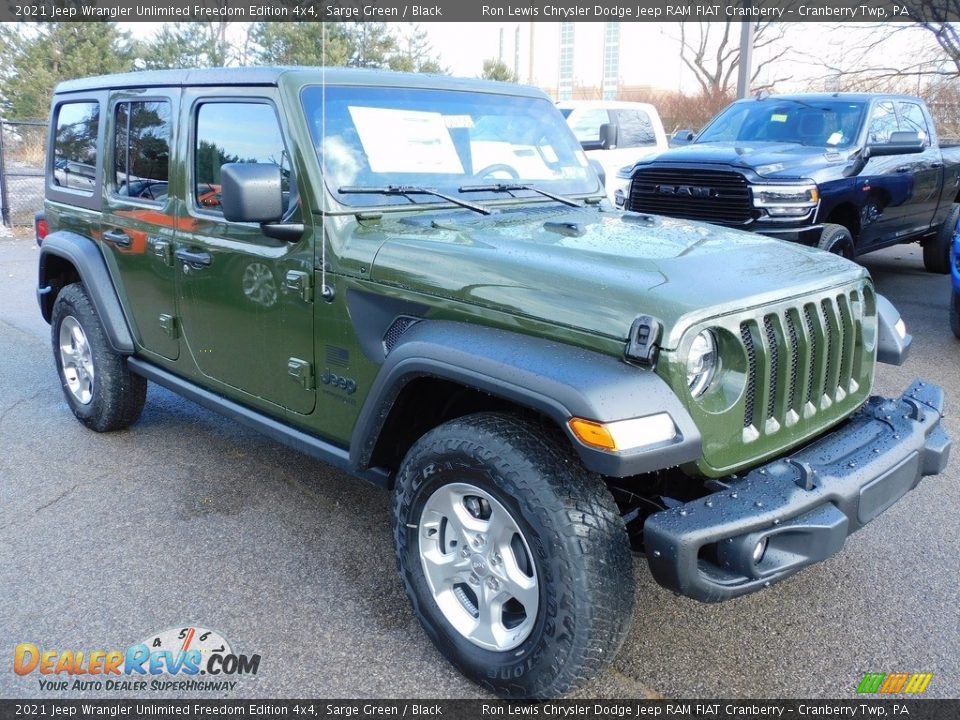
[
  {"left": 392, "top": 413, "right": 634, "bottom": 698},
  {"left": 51, "top": 283, "right": 146, "bottom": 432},
  {"left": 924, "top": 204, "right": 959, "bottom": 274},
  {"left": 952, "top": 290, "right": 960, "bottom": 340},
  {"left": 817, "top": 223, "right": 856, "bottom": 259}
]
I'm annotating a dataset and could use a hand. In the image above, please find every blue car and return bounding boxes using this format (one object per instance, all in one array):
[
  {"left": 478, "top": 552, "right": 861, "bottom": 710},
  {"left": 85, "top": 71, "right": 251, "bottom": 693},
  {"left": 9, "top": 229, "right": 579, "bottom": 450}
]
[{"left": 953, "top": 218, "right": 960, "bottom": 338}]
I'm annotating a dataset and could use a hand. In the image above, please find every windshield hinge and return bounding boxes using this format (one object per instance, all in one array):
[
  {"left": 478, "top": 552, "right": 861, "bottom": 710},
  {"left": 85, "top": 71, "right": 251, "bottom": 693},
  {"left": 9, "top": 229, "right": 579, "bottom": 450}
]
[
  {"left": 287, "top": 358, "right": 315, "bottom": 390},
  {"left": 625, "top": 315, "right": 662, "bottom": 366},
  {"left": 284, "top": 270, "right": 313, "bottom": 303}
]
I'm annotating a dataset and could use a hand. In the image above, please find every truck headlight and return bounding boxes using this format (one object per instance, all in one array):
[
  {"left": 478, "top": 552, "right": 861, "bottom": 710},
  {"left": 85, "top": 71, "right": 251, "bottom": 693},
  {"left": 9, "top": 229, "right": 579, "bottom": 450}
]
[
  {"left": 752, "top": 183, "right": 819, "bottom": 210},
  {"left": 611, "top": 166, "right": 633, "bottom": 208},
  {"left": 686, "top": 330, "right": 718, "bottom": 398}
]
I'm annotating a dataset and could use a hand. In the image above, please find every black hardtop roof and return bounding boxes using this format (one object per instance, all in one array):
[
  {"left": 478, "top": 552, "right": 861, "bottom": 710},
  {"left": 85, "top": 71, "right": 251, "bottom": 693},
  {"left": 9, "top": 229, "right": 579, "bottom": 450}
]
[{"left": 54, "top": 66, "right": 548, "bottom": 99}]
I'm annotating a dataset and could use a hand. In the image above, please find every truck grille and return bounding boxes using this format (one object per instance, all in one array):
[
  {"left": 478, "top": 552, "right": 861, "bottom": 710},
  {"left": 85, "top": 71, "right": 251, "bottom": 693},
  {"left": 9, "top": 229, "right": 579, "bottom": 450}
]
[
  {"left": 739, "top": 288, "right": 867, "bottom": 434},
  {"left": 626, "top": 168, "right": 754, "bottom": 225}
]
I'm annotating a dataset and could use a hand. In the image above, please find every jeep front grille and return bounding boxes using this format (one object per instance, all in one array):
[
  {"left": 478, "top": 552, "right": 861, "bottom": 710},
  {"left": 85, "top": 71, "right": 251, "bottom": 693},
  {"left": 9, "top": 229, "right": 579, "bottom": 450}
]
[
  {"left": 739, "top": 288, "right": 867, "bottom": 435},
  {"left": 626, "top": 168, "right": 754, "bottom": 225}
]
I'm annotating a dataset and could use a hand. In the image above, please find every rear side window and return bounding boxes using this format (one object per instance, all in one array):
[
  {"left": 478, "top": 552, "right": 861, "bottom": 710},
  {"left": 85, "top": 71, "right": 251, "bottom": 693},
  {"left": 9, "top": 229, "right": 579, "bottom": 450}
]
[
  {"left": 193, "top": 102, "right": 290, "bottom": 215},
  {"left": 613, "top": 109, "right": 657, "bottom": 148},
  {"left": 52, "top": 102, "right": 100, "bottom": 194},
  {"left": 114, "top": 101, "right": 172, "bottom": 202}
]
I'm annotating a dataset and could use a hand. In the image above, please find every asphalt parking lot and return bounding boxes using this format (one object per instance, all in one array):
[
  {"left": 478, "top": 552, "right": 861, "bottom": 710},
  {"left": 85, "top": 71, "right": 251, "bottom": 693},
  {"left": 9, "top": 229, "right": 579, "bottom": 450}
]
[{"left": 1, "top": 233, "right": 958, "bottom": 700}]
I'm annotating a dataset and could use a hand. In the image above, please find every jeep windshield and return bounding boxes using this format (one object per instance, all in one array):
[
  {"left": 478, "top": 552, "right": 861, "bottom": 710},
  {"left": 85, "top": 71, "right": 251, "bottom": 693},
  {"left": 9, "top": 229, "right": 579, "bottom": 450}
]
[
  {"left": 302, "top": 85, "right": 599, "bottom": 208},
  {"left": 696, "top": 99, "right": 867, "bottom": 148}
]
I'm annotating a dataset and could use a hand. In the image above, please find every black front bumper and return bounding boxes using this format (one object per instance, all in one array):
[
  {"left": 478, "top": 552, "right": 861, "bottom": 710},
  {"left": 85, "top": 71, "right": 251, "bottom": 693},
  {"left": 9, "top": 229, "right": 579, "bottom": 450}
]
[{"left": 644, "top": 380, "right": 950, "bottom": 602}]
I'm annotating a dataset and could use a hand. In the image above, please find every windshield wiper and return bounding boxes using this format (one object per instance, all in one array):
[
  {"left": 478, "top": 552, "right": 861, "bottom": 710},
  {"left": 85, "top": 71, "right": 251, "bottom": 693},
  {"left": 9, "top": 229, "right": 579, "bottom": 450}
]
[
  {"left": 338, "top": 185, "right": 492, "bottom": 215},
  {"left": 458, "top": 183, "right": 583, "bottom": 208}
]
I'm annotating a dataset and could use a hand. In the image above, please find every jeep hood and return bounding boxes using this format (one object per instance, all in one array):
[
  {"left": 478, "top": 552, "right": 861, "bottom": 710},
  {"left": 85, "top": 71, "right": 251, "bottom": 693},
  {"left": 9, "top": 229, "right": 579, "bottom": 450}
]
[
  {"left": 638, "top": 141, "right": 851, "bottom": 179},
  {"left": 367, "top": 207, "right": 866, "bottom": 350}
]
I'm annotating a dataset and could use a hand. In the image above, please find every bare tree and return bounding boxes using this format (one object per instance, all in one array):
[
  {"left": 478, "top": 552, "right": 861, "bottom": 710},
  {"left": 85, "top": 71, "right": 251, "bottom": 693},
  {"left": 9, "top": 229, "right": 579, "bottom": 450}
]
[
  {"left": 674, "top": 21, "right": 794, "bottom": 100},
  {"left": 796, "top": 20, "right": 960, "bottom": 139},
  {"left": 800, "top": 13, "right": 959, "bottom": 93},
  {"left": 902, "top": 1, "right": 960, "bottom": 76}
]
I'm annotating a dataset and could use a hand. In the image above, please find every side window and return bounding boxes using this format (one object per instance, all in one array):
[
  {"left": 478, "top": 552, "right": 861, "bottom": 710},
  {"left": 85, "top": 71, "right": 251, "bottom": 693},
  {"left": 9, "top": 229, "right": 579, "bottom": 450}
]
[
  {"left": 113, "top": 101, "right": 171, "bottom": 201},
  {"left": 897, "top": 102, "right": 930, "bottom": 146},
  {"left": 567, "top": 108, "right": 610, "bottom": 144},
  {"left": 52, "top": 102, "right": 99, "bottom": 193},
  {"left": 868, "top": 102, "right": 899, "bottom": 144},
  {"left": 613, "top": 109, "right": 656, "bottom": 148},
  {"left": 194, "top": 102, "right": 290, "bottom": 214}
]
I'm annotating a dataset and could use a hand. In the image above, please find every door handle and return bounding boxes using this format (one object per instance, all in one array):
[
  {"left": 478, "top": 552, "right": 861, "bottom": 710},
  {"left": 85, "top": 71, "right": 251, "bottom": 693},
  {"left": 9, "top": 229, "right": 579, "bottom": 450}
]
[
  {"left": 931, "top": 162, "right": 944, "bottom": 169},
  {"left": 103, "top": 229, "right": 132, "bottom": 247},
  {"left": 175, "top": 248, "right": 212, "bottom": 267},
  {"left": 895, "top": 166, "right": 911, "bottom": 173}
]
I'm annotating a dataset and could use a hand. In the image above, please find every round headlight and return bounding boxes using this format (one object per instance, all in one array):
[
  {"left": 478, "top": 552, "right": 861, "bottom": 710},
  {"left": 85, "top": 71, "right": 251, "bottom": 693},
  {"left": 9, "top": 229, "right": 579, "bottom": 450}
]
[{"left": 686, "top": 330, "right": 718, "bottom": 398}]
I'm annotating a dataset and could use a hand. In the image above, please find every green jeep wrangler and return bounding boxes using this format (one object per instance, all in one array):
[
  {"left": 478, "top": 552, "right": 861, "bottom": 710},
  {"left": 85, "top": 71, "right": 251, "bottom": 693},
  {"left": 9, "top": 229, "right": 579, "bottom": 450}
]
[{"left": 37, "top": 68, "right": 950, "bottom": 698}]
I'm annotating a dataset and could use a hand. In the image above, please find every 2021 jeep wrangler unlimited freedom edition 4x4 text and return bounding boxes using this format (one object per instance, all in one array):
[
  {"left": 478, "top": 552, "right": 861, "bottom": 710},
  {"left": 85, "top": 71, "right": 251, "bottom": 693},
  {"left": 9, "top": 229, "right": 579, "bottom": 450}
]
[{"left": 36, "top": 68, "right": 950, "bottom": 698}]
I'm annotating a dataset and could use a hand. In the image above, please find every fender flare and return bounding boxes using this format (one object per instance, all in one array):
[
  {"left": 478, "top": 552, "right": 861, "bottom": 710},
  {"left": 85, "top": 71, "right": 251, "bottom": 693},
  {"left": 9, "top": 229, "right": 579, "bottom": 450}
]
[
  {"left": 350, "top": 320, "right": 702, "bottom": 478},
  {"left": 38, "top": 231, "right": 135, "bottom": 354}
]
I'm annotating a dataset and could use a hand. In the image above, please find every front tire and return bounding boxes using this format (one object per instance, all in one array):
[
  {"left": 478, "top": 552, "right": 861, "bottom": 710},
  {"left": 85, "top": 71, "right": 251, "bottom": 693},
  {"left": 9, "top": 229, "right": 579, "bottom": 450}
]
[
  {"left": 817, "top": 223, "right": 856, "bottom": 260},
  {"left": 924, "top": 203, "right": 959, "bottom": 274},
  {"left": 392, "top": 413, "right": 634, "bottom": 698},
  {"left": 51, "top": 283, "right": 146, "bottom": 432}
]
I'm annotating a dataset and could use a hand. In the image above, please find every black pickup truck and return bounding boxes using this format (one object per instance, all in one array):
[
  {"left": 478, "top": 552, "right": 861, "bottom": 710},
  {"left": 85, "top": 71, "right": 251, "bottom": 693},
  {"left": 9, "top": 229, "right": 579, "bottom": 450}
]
[{"left": 615, "top": 93, "right": 960, "bottom": 273}]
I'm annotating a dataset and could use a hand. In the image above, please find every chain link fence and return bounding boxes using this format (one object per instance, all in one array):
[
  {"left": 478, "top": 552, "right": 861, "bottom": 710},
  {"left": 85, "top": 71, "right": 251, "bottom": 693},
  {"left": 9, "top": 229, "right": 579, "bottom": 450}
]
[{"left": 0, "top": 119, "right": 47, "bottom": 228}]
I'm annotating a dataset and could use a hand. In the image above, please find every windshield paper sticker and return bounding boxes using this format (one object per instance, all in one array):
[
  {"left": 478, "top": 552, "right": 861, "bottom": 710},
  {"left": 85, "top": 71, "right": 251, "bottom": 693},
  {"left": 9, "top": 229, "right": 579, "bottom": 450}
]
[{"left": 349, "top": 106, "right": 465, "bottom": 174}]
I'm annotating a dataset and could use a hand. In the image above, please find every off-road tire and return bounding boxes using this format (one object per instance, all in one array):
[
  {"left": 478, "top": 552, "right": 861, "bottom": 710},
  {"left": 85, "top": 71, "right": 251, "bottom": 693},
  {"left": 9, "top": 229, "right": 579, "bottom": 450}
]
[
  {"left": 951, "top": 290, "right": 960, "bottom": 340},
  {"left": 817, "top": 223, "right": 856, "bottom": 260},
  {"left": 51, "top": 283, "right": 146, "bottom": 432},
  {"left": 924, "top": 203, "right": 959, "bottom": 274},
  {"left": 392, "top": 412, "right": 634, "bottom": 699}
]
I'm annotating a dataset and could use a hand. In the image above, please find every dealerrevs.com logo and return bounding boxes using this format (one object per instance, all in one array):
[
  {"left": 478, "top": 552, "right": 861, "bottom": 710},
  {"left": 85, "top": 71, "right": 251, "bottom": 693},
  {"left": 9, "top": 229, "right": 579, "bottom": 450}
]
[
  {"left": 13, "top": 626, "right": 261, "bottom": 692},
  {"left": 857, "top": 672, "right": 933, "bottom": 695}
]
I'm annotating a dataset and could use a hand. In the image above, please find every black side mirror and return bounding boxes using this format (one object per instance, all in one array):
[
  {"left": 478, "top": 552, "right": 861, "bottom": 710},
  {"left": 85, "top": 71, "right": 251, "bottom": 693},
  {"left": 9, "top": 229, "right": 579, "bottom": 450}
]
[
  {"left": 220, "top": 163, "right": 284, "bottom": 224},
  {"left": 599, "top": 122, "right": 619, "bottom": 150},
  {"left": 671, "top": 128, "right": 696, "bottom": 146},
  {"left": 868, "top": 131, "right": 925, "bottom": 157}
]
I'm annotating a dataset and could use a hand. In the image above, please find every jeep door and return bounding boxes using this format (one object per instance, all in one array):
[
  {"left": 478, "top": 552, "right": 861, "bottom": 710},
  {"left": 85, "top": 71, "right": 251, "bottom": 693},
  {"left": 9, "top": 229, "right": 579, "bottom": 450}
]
[
  {"left": 175, "top": 89, "right": 315, "bottom": 415},
  {"left": 100, "top": 90, "right": 180, "bottom": 361}
]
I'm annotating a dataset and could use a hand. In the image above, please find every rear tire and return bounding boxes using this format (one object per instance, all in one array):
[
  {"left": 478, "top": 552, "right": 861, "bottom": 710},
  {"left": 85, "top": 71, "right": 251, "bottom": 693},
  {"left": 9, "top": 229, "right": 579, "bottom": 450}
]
[
  {"left": 392, "top": 413, "right": 634, "bottom": 698},
  {"left": 51, "top": 283, "right": 146, "bottom": 432},
  {"left": 924, "top": 203, "right": 959, "bottom": 274},
  {"left": 817, "top": 223, "right": 856, "bottom": 260}
]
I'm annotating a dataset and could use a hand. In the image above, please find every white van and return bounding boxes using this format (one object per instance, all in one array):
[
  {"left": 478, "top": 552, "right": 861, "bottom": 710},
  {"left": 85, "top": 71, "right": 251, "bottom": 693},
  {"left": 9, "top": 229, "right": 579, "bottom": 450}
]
[{"left": 558, "top": 100, "right": 668, "bottom": 201}]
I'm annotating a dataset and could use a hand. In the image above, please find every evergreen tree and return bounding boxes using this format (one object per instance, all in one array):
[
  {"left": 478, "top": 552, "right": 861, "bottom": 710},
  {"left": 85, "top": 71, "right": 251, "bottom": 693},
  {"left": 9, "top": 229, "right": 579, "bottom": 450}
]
[
  {"left": 0, "top": 22, "right": 135, "bottom": 118},
  {"left": 481, "top": 59, "right": 517, "bottom": 83},
  {"left": 141, "top": 22, "right": 233, "bottom": 70},
  {"left": 249, "top": 23, "right": 353, "bottom": 66},
  {"left": 248, "top": 22, "right": 445, "bottom": 73},
  {"left": 388, "top": 25, "right": 446, "bottom": 74}
]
